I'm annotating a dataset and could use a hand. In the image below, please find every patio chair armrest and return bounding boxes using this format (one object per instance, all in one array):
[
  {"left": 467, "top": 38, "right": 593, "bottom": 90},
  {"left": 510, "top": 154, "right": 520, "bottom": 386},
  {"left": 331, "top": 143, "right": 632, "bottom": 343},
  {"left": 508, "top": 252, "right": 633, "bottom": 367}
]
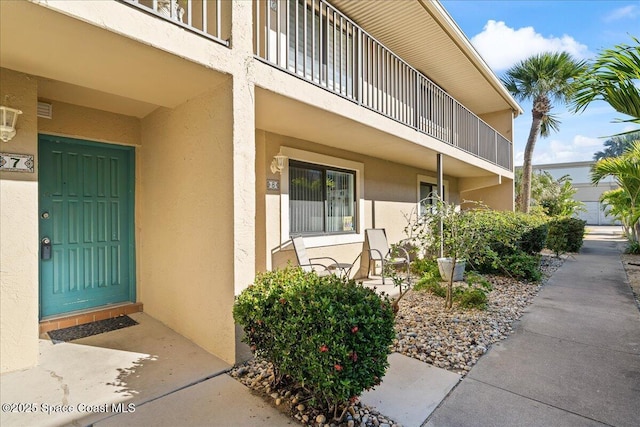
[
  {"left": 299, "top": 262, "right": 331, "bottom": 271},
  {"left": 393, "top": 245, "right": 411, "bottom": 261},
  {"left": 309, "top": 256, "right": 341, "bottom": 266},
  {"left": 395, "top": 238, "right": 414, "bottom": 259},
  {"left": 367, "top": 248, "right": 386, "bottom": 261}
]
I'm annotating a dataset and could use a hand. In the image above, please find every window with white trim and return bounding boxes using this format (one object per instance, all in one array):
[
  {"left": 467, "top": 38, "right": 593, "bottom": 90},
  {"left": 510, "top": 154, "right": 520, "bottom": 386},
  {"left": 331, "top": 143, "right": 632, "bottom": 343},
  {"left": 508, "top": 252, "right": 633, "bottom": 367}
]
[
  {"left": 418, "top": 176, "right": 447, "bottom": 216},
  {"left": 289, "top": 160, "right": 356, "bottom": 235}
]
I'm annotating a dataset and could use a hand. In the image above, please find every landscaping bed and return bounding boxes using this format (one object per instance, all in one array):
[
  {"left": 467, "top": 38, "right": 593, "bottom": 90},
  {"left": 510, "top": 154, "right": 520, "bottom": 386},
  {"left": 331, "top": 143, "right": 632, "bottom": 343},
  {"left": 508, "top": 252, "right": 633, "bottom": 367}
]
[
  {"left": 394, "top": 254, "right": 564, "bottom": 374},
  {"left": 229, "top": 254, "right": 565, "bottom": 426}
]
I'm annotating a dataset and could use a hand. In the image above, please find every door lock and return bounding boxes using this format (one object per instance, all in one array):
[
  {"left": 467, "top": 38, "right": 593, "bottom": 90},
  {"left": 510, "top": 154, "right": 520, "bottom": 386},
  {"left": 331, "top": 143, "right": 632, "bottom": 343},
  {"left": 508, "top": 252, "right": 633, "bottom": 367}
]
[{"left": 41, "top": 237, "right": 52, "bottom": 260}]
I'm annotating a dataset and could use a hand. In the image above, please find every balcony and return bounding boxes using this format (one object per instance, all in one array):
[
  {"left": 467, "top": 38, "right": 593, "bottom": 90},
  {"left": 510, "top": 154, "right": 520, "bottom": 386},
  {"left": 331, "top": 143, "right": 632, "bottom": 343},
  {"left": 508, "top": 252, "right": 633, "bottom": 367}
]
[
  {"left": 254, "top": 0, "right": 512, "bottom": 171},
  {"left": 120, "top": 0, "right": 229, "bottom": 46}
]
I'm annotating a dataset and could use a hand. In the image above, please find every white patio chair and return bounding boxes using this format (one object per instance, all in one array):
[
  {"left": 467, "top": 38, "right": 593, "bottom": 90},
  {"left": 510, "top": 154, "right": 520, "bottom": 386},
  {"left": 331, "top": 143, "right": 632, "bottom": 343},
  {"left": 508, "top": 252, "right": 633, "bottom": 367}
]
[
  {"left": 364, "top": 228, "right": 411, "bottom": 285},
  {"left": 291, "top": 236, "right": 355, "bottom": 278}
]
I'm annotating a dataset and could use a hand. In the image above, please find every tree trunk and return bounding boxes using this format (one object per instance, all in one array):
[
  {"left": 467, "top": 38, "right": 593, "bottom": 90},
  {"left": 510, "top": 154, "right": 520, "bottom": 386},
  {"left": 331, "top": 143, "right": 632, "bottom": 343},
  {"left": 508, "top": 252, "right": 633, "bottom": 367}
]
[
  {"left": 445, "top": 256, "right": 455, "bottom": 310},
  {"left": 519, "top": 97, "right": 546, "bottom": 213}
]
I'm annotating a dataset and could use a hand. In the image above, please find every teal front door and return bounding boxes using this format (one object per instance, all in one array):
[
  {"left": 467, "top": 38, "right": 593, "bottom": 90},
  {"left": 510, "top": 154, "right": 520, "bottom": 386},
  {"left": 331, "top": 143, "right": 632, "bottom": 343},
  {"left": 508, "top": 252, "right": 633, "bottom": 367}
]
[{"left": 39, "top": 135, "right": 135, "bottom": 318}]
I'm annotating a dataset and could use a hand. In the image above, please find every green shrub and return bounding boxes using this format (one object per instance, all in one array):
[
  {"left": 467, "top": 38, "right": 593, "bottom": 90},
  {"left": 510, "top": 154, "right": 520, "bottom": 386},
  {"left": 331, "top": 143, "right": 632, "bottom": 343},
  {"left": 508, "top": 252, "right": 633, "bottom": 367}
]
[
  {"left": 502, "top": 252, "right": 542, "bottom": 282},
  {"left": 414, "top": 275, "right": 447, "bottom": 297},
  {"left": 411, "top": 257, "right": 439, "bottom": 276},
  {"left": 626, "top": 240, "right": 640, "bottom": 254},
  {"left": 465, "top": 271, "right": 493, "bottom": 291},
  {"left": 457, "top": 287, "right": 488, "bottom": 309},
  {"left": 415, "top": 268, "right": 490, "bottom": 309},
  {"left": 404, "top": 207, "right": 547, "bottom": 287},
  {"left": 411, "top": 258, "right": 441, "bottom": 281},
  {"left": 463, "top": 210, "right": 547, "bottom": 275},
  {"left": 547, "top": 218, "right": 586, "bottom": 256},
  {"left": 519, "top": 222, "right": 549, "bottom": 255},
  {"left": 233, "top": 267, "right": 395, "bottom": 413}
]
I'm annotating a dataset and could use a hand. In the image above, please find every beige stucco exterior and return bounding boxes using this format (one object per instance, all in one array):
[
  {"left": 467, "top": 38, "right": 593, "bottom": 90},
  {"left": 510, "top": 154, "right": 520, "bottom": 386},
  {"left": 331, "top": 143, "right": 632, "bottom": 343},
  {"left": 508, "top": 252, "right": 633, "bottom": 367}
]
[
  {"left": 0, "top": 0, "right": 519, "bottom": 373},
  {"left": 0, "top": 69, "right": 39, "bottom": 372},
  {"left": 138, "top": 84, "right": 237, "bottom": 362},
  {"left": 258, "top": 131, "right": 465, "bottom": 273}
]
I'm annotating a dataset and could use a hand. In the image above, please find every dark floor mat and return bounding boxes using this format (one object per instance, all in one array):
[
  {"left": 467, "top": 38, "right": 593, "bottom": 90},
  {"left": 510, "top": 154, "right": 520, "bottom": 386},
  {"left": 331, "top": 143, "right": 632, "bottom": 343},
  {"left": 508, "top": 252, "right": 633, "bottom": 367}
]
[{"left": 48, "top": 315, "right": 138, "bottom": 343}]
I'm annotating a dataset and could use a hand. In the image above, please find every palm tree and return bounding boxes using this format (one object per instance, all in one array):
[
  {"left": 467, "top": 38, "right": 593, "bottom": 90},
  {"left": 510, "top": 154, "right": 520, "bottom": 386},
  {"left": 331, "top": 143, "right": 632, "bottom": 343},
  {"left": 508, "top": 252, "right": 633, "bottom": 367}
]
[
  {"left": 593, "top": 131, "right": 640, "bottom": 160},
  {"left": 592, "top": 141, "right": 640, "bottom": 243},
  {"left": 573, "top": 36, "right": 640, "bottom": 130},
  {"left": 502, "top": 52, "right": 586, "bottom": 213}
]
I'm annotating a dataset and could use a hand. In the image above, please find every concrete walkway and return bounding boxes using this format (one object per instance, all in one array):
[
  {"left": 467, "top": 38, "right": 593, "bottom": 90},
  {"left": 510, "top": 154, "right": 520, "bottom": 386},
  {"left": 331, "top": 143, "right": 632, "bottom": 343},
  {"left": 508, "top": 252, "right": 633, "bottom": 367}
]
[
  {"left": 426, "top": 228, "right": 640, "bottom": 427},
  {"left": 0, "top": 313, "right": 456, "bottom": 427},
  {"left": 0, "top": 313, "right": 292, "bottom": 427}
]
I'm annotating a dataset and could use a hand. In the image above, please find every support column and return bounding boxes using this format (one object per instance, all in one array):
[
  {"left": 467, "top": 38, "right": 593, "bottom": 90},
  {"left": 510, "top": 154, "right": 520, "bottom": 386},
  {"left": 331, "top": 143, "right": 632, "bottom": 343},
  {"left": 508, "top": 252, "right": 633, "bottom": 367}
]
[
  {"left": 437, "top": 153, "right": 444, "bottom": 258},
  {"left": 231, "top": 0, "right": 256, "bottom": 295}
]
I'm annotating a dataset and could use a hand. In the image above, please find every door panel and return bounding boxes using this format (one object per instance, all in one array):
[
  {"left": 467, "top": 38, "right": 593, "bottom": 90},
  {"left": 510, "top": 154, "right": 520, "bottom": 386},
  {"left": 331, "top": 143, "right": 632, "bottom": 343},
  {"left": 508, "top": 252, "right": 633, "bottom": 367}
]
[{"left": 39, "top": 135, "right": 135, "bottom": 318}]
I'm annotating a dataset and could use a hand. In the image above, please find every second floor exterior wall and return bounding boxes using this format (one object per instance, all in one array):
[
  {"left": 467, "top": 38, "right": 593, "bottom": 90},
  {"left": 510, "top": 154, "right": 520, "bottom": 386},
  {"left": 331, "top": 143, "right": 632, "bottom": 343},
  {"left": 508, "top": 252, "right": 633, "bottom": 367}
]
[
  {"left": 1, "top": 0, "right": 519, "bottom": 178},
  {"left": 253, "top": 0, "right": 520, "bottom": 172}
]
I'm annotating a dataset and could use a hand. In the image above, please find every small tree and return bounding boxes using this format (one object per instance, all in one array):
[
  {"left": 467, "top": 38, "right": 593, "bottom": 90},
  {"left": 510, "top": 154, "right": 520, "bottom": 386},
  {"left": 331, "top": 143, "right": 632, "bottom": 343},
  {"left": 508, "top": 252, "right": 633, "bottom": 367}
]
[
  {"left": 515, "top": 169, "right": 585, "bottom": 217},
  {"left": 405, "top": 198, "right": 486, "bottom": 310},
  {"left": 592, "top": 141, "right": 640, "bottom": 243}
]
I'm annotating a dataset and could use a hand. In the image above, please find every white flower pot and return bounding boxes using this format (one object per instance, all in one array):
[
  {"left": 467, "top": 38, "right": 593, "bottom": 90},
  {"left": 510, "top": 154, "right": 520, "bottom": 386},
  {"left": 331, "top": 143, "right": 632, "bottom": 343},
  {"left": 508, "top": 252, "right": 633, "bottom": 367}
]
[{"left": 437, "top": 257, "right": 465, "bottom": 282}]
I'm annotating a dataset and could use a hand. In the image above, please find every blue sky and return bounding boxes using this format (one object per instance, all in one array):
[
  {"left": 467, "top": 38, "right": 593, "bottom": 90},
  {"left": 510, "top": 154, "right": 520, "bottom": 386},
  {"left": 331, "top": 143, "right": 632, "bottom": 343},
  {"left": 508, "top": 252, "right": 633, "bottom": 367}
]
[{"left": 441, "top": 0, "right": 640, "bottom": 165}]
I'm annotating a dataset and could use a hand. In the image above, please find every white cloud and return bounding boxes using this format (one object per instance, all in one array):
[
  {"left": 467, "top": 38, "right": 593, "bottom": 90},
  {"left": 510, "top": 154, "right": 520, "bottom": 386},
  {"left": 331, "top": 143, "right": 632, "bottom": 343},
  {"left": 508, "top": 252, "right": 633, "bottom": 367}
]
[
  {"left": 514, "top": 135, "right": 604, "bottom": 166},
  {"left": 604, "top": 5, "right": 638, "bottom": 23},
  {"left": 573, "top": 135, "right": 602, "bottom": 148},
  {"left": 470, "top": 20, "right": 590, "bottom": 71}
]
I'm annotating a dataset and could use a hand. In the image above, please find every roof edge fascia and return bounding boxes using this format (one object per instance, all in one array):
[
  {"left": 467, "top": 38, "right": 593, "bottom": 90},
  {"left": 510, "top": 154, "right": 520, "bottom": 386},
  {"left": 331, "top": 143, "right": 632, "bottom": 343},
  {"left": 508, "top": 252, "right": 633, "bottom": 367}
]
[{"left": 420, "top": 0, "right": 524, "bottom": 117}]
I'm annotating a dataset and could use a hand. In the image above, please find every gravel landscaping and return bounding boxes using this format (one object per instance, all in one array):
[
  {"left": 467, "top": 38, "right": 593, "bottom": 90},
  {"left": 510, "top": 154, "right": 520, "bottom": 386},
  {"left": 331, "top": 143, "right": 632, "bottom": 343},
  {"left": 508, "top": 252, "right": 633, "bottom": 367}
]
[{"left": 229, "top": 253, "right": 565, "bottom": 427}]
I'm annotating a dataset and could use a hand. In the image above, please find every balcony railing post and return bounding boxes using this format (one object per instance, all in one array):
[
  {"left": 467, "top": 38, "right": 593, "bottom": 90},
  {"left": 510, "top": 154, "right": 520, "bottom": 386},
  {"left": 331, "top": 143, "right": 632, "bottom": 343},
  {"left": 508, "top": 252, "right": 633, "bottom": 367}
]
[
  {"left": 452, "top": 102, "right": 457, "bottom": 146},
  {"left": 415, "top": 75, "right": 419, "bottom": 130},
  {"left": 276, "top": 0, "right": 281, "bottom": 67},
  {"left": 216, "top": 0, "right": 220, "bottom": 39},
  {"left": 202, "top": 0, "right": 208, "bottom": 34},
  {"left": 477, "top": 120, "right": 480, "bottom": 156},
  {"left": 266, "top": 0, "right": 271, "bottom": 61},
  {"left": 357, "top": 27, "right": 362, "bottom": 105},
  {"left": 253, "top": 0, "right": 258, "bottom": 55}
]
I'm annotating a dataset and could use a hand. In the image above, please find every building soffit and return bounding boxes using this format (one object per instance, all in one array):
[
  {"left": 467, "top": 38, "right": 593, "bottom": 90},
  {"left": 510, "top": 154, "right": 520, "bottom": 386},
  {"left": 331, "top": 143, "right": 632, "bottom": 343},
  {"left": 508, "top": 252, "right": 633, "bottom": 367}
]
[
  {"left": 328, "top": 0, "right": 523, "bottom": 117},
  {"left": 0, "top": 0, "right": 231, "bottom": 118}
]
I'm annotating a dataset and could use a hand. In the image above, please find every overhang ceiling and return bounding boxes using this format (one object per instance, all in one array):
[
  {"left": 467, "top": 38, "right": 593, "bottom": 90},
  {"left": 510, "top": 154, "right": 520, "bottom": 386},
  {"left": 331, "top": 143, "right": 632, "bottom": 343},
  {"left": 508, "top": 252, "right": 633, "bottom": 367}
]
[
  {"left": 256, "top": 87, "right": 505, "bottom": 179},
  {"left": 330, "top": 0, "right": 522, "bottom": 117},
  {"left": 0, "top": 0, "right": 228, "bottom": 118}
]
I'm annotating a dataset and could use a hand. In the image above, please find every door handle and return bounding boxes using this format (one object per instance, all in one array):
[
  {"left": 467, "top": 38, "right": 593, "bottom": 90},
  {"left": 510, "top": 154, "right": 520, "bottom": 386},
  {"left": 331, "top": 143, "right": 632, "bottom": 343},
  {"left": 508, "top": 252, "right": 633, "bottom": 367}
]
[{"left": 41, "top": 237, "right": 52, "bottom": 260}]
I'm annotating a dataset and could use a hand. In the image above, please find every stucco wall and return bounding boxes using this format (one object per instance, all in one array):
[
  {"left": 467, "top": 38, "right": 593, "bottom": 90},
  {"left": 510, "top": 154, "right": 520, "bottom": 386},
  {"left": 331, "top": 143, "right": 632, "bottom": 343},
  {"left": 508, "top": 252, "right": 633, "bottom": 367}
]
[
  {"left": 38, "top": 100, "right": 140, "bottom": 146},
  {"left": 139, "top": 81, "right": 237, "bottom": 364},
  {"left": 0, "top": 68, "right": 39, "bottom": 373},
  {"left": 462, "top": 179, "right": 515, "bottom": 211},
  {"left": 259, "top": 131, "right": 461, "bottom": 274},
  {"left": 478, "top": 109, "right": 514, "bottom": 143}
]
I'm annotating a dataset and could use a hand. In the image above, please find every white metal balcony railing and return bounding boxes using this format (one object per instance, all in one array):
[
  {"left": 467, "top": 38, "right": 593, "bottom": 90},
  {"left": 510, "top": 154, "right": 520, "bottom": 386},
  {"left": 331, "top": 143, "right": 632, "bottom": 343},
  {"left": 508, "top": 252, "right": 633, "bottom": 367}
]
[
  {"left": 120, "top": 0, "right": 229, "bottom": 46},
  {"left": 254, "top": 0, "right": 512, "bottom": 170}
]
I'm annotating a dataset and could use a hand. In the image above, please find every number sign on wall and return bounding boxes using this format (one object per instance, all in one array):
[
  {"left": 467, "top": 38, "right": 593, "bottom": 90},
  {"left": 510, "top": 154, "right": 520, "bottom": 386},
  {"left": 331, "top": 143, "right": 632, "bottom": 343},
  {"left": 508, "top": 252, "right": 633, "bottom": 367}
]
[{"left": 0, "top": 153, "right": 34, "bottom": 173}]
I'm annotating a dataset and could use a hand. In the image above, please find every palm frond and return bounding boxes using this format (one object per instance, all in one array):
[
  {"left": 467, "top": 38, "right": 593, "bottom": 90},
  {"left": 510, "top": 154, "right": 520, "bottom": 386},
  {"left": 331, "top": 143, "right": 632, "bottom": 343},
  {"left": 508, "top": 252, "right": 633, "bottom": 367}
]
[{"left": 572, "top": 36, "right": 640, "bottom": 121}]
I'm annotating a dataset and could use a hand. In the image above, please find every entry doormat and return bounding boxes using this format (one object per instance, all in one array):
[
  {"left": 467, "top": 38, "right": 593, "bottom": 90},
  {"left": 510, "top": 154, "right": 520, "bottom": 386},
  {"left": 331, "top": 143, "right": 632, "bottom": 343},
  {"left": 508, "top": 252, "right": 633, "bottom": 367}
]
[{"left": 48, "top": 315, "right": 138, "bottom": 344}]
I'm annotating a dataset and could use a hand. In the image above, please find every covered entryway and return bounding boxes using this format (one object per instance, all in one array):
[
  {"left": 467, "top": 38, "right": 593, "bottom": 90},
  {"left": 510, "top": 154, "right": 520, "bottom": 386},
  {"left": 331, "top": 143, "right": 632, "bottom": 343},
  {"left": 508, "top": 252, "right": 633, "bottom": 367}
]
[{"left": 39, "top": 135, "right": 135, "bottom": 318}]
